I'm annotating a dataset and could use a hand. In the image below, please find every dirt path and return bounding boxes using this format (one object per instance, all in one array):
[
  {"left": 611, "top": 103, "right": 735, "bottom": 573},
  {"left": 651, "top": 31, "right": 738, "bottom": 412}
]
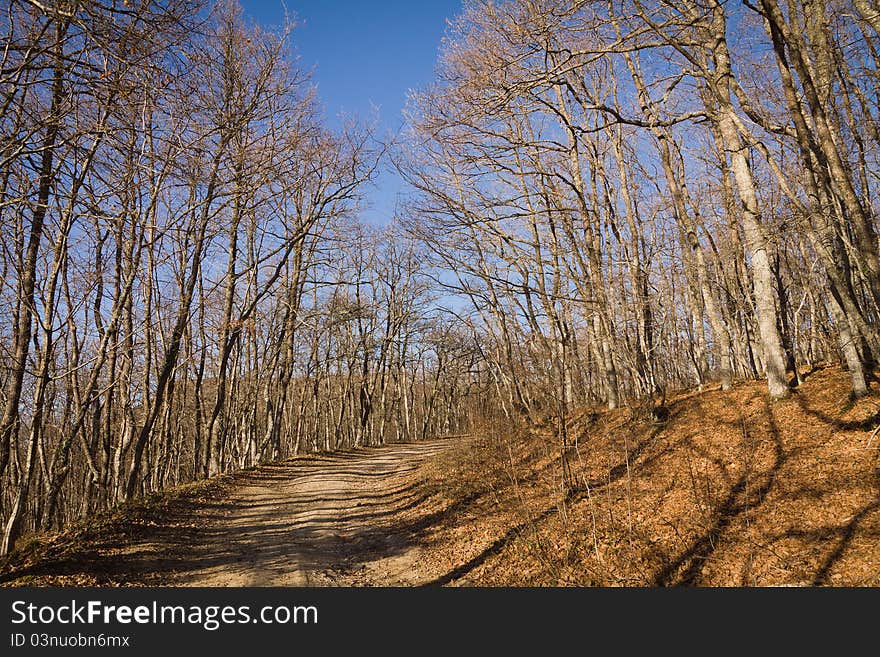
[{"left": 126, "top": 440, "right": 455, "bottom": 586}]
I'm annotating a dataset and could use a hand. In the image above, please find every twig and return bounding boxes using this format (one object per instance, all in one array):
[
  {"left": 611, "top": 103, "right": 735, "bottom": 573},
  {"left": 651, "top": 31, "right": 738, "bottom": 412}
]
[{"left": 866, "top": 423, "right": 880, "bottom": 450}]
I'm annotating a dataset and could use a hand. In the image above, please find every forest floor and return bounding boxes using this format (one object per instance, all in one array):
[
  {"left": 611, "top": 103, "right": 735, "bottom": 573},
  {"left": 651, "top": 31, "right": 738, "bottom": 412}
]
[{"left": 1, "top": 364, "right": 879, "bottom": 586}]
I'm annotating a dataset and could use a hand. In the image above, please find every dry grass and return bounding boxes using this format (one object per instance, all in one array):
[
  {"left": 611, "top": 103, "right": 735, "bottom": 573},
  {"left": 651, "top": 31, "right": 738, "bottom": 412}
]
[{"left": 425, "top": 365, "right": 880, "bottom": 586}]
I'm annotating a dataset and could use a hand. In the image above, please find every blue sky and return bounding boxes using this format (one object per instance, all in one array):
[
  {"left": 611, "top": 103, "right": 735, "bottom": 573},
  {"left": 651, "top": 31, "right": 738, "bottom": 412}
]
[{"left": 240, "top": 0, "right": 464, "bottom": 225}]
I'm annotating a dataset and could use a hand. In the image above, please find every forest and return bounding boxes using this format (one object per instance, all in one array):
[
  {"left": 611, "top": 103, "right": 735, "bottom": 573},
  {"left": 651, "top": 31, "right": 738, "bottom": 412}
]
[{"left": 1, "top": 0, "right": 879, "bottom": 564}]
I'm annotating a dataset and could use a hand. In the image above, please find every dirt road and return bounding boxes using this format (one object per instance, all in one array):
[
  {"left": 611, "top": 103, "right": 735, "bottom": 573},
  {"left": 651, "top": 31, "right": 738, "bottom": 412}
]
[{"left": 124, "top": 440, "right": 454, "bottom": 586}]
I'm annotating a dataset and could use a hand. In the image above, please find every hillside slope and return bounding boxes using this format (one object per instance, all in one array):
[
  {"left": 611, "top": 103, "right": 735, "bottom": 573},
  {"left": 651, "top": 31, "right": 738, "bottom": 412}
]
[{"left": 420, "top": 365, "right": 880, "bottom": 585}]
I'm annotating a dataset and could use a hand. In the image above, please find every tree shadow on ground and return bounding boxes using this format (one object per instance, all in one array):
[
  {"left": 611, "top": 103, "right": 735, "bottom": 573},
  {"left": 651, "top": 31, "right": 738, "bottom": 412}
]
[
  {"left": 807, "top": 471, "right": 880, "bottom": 585},
  {"left": 423, "top": 428, "right": 660, "bottom": 586},
  {"left": 792, "top": 389, "right": 880, "bottom": 431},
  {"left": 651, "top": 396, "right": 785, "bottom": 586}
]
